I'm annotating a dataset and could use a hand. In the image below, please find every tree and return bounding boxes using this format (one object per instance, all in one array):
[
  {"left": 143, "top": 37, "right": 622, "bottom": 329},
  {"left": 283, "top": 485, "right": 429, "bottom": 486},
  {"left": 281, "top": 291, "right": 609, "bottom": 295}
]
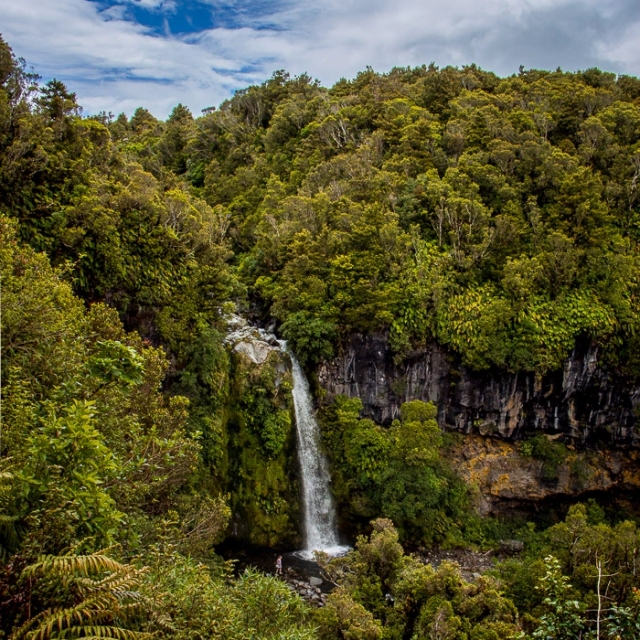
[
  {"left": 36, "top": 79, "right": 80, "bottom": 122},
  {"left": 379, "top": 402, "right": 468, "bottom": 544}
]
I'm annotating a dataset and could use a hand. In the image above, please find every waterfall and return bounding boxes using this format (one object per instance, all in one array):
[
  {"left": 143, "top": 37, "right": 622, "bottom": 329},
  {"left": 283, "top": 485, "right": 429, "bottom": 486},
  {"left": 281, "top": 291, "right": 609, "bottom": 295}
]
[
  {"left": 224, "top": 314, "right": 347, "bottom": 557},
  {"left": 280, "top": 341, "right": 348, "bottom": 558}
]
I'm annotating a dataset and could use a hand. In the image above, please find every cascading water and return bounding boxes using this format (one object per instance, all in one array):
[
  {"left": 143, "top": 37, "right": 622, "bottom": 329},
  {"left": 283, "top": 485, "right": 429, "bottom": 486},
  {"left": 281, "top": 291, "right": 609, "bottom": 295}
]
[
  {"left": 224, "top": 314, "right": 347, "bottom": 558},
  {"left": 280, "top": 341, "right": 349, "bottom": 559}
]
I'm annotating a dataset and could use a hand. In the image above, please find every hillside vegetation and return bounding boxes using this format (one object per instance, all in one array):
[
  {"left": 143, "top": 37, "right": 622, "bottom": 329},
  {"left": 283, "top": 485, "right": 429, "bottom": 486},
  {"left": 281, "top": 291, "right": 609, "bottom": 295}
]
[{"left": 2, "top": 34, "right": 640, "bottom": 638}]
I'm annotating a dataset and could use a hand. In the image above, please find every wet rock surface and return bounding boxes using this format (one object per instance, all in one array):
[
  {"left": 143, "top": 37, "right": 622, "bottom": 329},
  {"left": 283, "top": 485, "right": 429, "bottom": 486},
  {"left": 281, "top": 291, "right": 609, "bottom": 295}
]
[
  {"left": 285, "top": 572, "right": 328, "bottom": 607},
  {"left": 318, "top": 334, "right": 640, "bottom": 445},
  {"left": 224, "top": 314, "right": 282, "bottom": 365}
]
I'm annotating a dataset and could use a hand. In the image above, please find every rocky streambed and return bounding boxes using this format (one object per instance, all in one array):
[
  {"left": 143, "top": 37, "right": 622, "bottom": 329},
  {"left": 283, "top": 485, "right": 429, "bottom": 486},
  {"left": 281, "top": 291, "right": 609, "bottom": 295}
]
[{"left": 223, "top": 547, "right": 334, "bottom": 607}]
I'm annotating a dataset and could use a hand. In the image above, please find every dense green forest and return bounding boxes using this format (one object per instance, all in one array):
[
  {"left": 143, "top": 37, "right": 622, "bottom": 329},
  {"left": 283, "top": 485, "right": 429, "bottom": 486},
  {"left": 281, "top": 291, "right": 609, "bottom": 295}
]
[{"left": 2, "top": 33, "right": 640, "bottom": 637}]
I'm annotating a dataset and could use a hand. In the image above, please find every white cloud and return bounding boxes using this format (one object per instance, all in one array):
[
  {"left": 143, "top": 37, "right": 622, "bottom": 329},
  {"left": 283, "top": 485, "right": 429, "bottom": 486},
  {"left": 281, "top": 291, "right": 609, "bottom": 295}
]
[
  {"left": 597, "top": 20, "right": 640, "bottom": 71},
  {"left": 1, "top": 0, "right": 639, "bottom": 119},
  {"left": 0, "top": 0, "right": 261, "bottom": 115},
  {"left": 117, "top": 0, "right": 177, "bottom": 10},
  {"left": 192, "top": 0, "right": 640, "bottom": 87}
]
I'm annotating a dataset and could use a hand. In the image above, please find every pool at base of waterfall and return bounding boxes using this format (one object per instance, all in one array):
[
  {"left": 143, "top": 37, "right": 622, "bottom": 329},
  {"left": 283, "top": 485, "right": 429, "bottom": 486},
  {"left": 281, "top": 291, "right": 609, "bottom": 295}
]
[{"left": 294, "top": 545, "right": 352, "bottom": 561}]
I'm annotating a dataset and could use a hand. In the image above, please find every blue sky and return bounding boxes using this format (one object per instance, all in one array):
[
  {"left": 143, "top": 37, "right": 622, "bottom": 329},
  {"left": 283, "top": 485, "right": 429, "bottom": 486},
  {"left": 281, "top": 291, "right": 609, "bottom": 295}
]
[{"left": 2, "top": 0, "right": 640, "bottom": 118}]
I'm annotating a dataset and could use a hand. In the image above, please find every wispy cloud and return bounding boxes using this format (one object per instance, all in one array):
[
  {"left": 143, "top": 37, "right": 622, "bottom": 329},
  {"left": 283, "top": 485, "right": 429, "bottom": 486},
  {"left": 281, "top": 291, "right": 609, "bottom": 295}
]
[
  {"left": 1, "top": 0, "right": 639, "bottom": 118},
  {"left": 110, "top": 0, "right": 177, "bottom": 11},
  {"left": 0, "top": 0, "right": 261, "bottom": 115}
]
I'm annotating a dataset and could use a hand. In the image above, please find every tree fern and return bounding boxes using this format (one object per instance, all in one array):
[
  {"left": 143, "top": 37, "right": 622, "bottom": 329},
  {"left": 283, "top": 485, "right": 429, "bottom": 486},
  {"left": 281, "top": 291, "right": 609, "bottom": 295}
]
[
  {"left": 23, "top": 553, "right": 131, "bottom": 580},
  {"left": 10, "top": 551, "right": 152, "bottom": 640}
]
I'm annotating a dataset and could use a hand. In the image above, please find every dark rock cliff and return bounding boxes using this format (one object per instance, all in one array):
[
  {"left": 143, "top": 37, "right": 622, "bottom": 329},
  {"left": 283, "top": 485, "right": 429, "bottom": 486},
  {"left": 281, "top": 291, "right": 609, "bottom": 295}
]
[{"left": 318, "top": 334, "right": 640, "bottom": 446}]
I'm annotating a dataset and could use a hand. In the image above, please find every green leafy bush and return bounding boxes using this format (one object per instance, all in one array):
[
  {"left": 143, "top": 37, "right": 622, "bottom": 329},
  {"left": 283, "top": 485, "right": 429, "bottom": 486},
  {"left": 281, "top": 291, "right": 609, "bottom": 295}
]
[
  {"left": 519, "top": 435, "right": 568, "bottom": 480},
  {"left": 321, "top": 398, "right": 470, "bottom": 545}
]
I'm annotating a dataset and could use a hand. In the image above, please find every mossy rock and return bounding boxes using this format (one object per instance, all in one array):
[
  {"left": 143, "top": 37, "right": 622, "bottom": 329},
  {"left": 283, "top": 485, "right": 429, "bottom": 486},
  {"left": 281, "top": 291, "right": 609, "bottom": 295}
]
[{"left": 226, "top": 347, "right": 301, "bottom": 547}]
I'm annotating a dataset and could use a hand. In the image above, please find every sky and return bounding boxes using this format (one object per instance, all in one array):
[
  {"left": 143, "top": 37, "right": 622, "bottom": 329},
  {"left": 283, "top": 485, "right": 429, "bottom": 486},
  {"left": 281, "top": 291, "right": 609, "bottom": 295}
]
[{"left": 1, "top": 0, "right": 640, "bottom": 119}]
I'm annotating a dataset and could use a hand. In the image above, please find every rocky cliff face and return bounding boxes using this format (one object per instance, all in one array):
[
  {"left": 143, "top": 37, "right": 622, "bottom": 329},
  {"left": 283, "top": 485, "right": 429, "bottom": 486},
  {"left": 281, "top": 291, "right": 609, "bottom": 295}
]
[
  {"left": 223, "top": 315, "right": 302, "bottom": 547},
  {"left": 318, "top": 334, "right": 640, "bottom": 512},
  {"left": 448, "top": 435, "right": 640, "bottom": 515},
  {"left": 318, "top": 334, "right": 640, "bottom": 445}
]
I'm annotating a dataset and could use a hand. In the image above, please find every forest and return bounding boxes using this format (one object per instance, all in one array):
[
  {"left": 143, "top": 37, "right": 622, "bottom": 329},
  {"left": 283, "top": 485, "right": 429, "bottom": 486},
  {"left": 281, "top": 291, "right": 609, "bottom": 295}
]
[{"left": 2, "top": 32, "right": 640, "bottom": 638}]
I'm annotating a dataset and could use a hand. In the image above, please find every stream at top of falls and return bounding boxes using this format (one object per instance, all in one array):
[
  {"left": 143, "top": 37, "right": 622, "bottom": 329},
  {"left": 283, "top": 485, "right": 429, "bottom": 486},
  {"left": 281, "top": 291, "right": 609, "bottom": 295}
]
[{"left": 225, "top": 315, "right": 349, "bottom": 559}]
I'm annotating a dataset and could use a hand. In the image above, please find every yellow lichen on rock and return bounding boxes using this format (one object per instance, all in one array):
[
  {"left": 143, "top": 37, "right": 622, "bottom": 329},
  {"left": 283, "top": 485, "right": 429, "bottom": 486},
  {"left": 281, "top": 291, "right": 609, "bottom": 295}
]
[{"left": 446, "top": 434, "right": 640, "bottom": 515}]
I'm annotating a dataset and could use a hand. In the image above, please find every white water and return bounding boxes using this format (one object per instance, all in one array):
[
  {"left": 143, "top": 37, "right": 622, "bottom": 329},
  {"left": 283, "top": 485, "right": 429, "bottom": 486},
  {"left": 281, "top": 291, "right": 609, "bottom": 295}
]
[
  {"left": 280, "top": 341, "right": 349, "bottom": 559},
  {"left": 224, "top": 313, "right": 347, "bottom": 558}
]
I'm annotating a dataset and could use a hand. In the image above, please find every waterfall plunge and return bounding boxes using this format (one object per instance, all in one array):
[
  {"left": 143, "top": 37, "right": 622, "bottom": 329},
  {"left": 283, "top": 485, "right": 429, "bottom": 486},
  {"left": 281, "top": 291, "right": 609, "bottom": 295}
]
[
  {"left": 225, "top": 315, "right": 347, "bottom": 558},
  {"left": 280, "top": 341, "right": 349, "bottom": 559}
]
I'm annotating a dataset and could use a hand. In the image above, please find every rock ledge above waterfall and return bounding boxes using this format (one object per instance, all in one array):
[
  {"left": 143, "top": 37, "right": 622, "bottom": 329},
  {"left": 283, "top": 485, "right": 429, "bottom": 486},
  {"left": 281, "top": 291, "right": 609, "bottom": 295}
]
[{"left": 224, "top": 314, "right": 281, "bottom": 365}]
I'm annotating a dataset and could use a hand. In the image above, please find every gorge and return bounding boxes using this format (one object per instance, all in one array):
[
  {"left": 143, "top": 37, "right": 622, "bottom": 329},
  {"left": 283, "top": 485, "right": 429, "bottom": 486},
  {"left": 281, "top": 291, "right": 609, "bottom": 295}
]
[{"left": 5, "top": 35, "right": 640, "bottom": 637}]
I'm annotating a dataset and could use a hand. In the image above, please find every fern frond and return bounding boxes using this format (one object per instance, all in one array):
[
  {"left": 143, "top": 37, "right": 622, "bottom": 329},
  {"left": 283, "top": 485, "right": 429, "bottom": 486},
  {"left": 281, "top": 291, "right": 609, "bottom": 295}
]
[
  {"left": 10, "top": 610, "right": 50, "bottom": 640},
  {"left": 24, "top": 554, "right": 127, "bottom": 579},
  {"left": 147, "top": 611, "right": 174, "bottom": 633},
  {"left": 76, "top": 574, "right": 141, "bottom": 595},
  {"left": 15, "top": 620, "right": 152, "bottom": 640},
  {"left": 12, "top": 552, "right": 152, "bottom": 640},
  {"left": 22, "top": 604, "right": 113, "bottom": 640},
  {"left": 75, "top": 566, "right": 144, "bottom": 588},
  {"left": 52, "top": 626, "right": 152, "bottom": 639}
]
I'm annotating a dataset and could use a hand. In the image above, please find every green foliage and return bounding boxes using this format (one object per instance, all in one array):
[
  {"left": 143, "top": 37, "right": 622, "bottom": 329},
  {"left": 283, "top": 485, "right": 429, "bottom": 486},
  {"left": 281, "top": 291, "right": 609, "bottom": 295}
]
[
  {"left": 15, "top": 401, "right": 122, "bottom": 551},
  {"left": 2, "top": 206, "right": 210, "bottom": 551},
  {"left": 0, "top": 140, "right": 297, "bottom": 638},
  {"left": 547, "top": 504, "right": 640, "bottom": 607},
  {"left": 226, "top": 351, "right": 299, "bottom": 546},
  {"left": 1, "top": 216, "right": 87, "bottom": 455},
  {"left": 318, "top": 519, "right": 519, "bottom": 639},
  {"left": 237, "top": 356, "right": 293, "bottom": 458},
  {"left": 142, "top": 548, "right": 315, "bottom": 640},
  {"left": 120, "top": 62, "right": 638, "bottom": 372},
  {"left": 320, "top": 397, "right": 384, "bottom": 520},
  {"left": 175, "top": 326, "right": 230, "bottom": 474},
  {"left": 3, "top": 551, "right": 151, "bottom": 640},
  {"left": 315, "top": 590, "right": 383, "bottom": 640},
  {"left": 280, "top": 312, "right": 336, "bottom": 367},
  {"left": 2, "top": 547, "right": 316, "bottom": 640},
  {"left": 519, "top": 436, "right": 569, "bottom": 480},
  {"left": 494, "top": 503, "right": 640, "bottom": 637},
  {"left": 321, "top": 398, "right": 470, "bottom": 545},
  {"left": 602, "top": 594, "right": 640, "bottom": 639},
  {"left": 0, "top": 466, "right": 19, "bottom": 556},
  {"left": 87, "top": 341, "right": 145, "bottom": 387},
  {"left": 531, "top": 555, "right": 586, "bottom": 639},
  {"left": 379, "top": 402, "right": 467, "bottom": 544},
  {"left": 262, "top": 409, "right": 293, "bottom": 457}
]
